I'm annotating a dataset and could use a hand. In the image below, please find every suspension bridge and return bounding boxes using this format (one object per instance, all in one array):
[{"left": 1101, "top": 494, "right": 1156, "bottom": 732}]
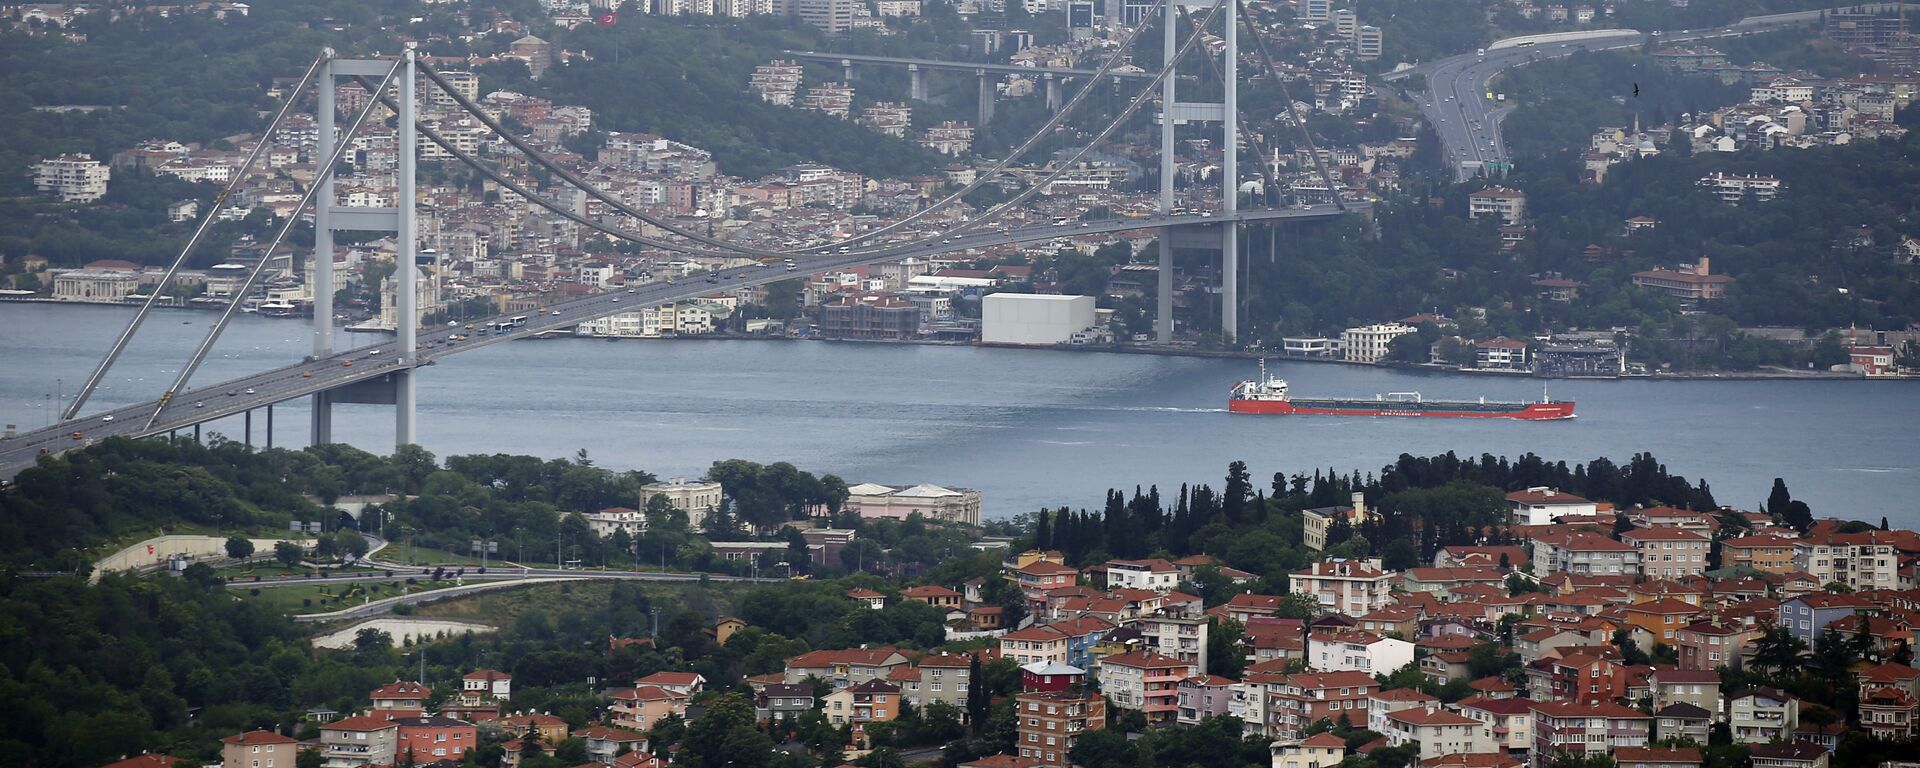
[{"left": 0, "top": 0, "right": 1366, "bottom": 482}]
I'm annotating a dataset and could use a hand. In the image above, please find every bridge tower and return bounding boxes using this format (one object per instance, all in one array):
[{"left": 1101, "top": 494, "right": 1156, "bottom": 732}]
[
  {"left": 311, "top": 48, "right": 420, "bottom": 448},
  {"left": 1156, "top": 0, "right": 1239, "bottom": 343}
]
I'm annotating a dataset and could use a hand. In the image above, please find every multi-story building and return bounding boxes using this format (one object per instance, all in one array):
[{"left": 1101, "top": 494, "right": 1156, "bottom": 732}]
[
  {"left": 1624, "top": 598, "right": 1703, "bottom": 644},
  {"left": 1531, "top": 531, "right": 1641, "bottom": 577},
  {"left": 33, "top": 153, "right": 110, "bottom": 202},
  {"left": 1098, "top": 651, "right": 1194, "bottom": 724},
  {"left": 1002, "top": 625, "right": 1072, "bottom": 667},
  {"left": 1748, "top": 742, "right": 1829, "bottom": 768},
  {"left": 755, "top": 683, "right": 816, "bottom": 723},
  {"left": 370, "top": 681, "right": 431, "bottom": 716},
  {"left": 1106, "top": 558, "right": 1181, "bottom": 592},
  {"left": 221, "top": 731, "right": 299, "bottom": 768},
  {"left": 1728, "top": 688, "right": 1800, "bottom": 743},
  {"left": 1616, "top": 747, "right": 1704, "bottom": 768},
  {"left": 1289, "top": 559, "right": 1397, "bottom": 616},
  {"left": 608, "top": 686, "right": 686, "bottom": 732},
  {"left": 639, "top": 478, "right": 723, "bottom": 531},
  {"left": 818, "top": 295, "right": 921, "bottom": 339},
  {"left": 784, "top": 647, "right": 912, "bottom": 688},
  {"left": 1861, "top": 685, "right": 1918, "bottom": 740},
  {"left": 1128, "top": 615, "right": 1208, "bottom": 673},
  {"left": 1264, "top": 670, "right": 1379, "bottom": 738},
  {"left": 1506, "top": 488, "right": 1598, "bottom": 526},
  {"left": 1676, "top": 620, "right": 1761, "bottom": 670},
  {"left": 318, "top": 716, "right": 399, "bottom": 768},
  {"left": 1014, "top": 690, "right": 1105, "bottom": 768},
  {"left": 1468, "top": 186, "right": 1527, "bottom": 225},
  {"left": 1306, "top": 628, "right": 1414, "bottom": 675},
  {"left": 1355, "top": 25, "right": 1383, "bottom": 60},
  {"left": 1302, "top": 493, "right": 1376, "bottom": 551},
  {"left": 1340, "top": 324, "right": 1417, "bottom": 364},
  {"left": 1381, "top": 705, "right": 1495, "bottom": 760},
  {"left": 1176, "top": 675, "right": 1234, "bottom": 725},
  {"left": 1621, "top": 528, "right": 1710, "bottom": 579},
  {"left": 1532, "top": 701, "right": 1651, "bottom": 767},
  {"left": 1795, "top": 531, "right": 1902, "bottom": 592},
  {"left": 1632, "top": 257, "right": 1734, "bottom": 301},
  {"left": 1720, "top": 534, "right": 1800, "bottom": 574},
  {"left": 1777, "top": 593, "right": 1872, "bottom": 644},
  {"left": 1697, "top": 172, "right": 1783, "bottom": 203},
  {"left": 392, "top": 717, "right": 478, "bottom": 764},
  {"left": 825, "top": 679, "right": 901, "bottom": 749},
  {"left": 1457, "top": 696, "right": 1534, "bottom": 757},
  {"left": 791, "top": 0, "right": 856, "bottom": 33},
  {"left": 459, "top": 670, "right": 512, "bottom": 704},
  {"left": 1271, "top": 733, "right": 1348, "bottom": 768},
  {"left": 1649, "top": 667, "right": 1721, "bottom": 713},
  {"left": 843, "top": 482, "right": 982, "bottom": 526}
]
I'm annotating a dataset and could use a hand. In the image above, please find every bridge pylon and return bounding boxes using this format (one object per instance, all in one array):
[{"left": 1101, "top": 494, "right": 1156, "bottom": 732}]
[{"left": 1157, "top": 0, "right": 1239, "bottom": 342}]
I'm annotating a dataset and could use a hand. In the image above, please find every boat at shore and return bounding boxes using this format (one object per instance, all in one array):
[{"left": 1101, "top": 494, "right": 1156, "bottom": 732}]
[{"left": 1229, "top": 361, "right": 1575, "bottom": 420}]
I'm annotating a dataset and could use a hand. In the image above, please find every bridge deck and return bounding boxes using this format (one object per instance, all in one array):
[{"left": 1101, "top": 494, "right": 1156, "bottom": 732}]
[
  {"left": 0, "top": 204, "right": 1360, "bottom": 481},
  {"left": 787, "top": 51, "right": 1153, "bottom": 79}
]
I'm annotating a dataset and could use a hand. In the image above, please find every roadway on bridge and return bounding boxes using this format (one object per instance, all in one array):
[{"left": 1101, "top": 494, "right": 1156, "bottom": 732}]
[
  {"left": 786, "top": 50, "right": 1154, "bottom": 79},
  {"left": 0, "top": 205, "right": 1358, "bottom": 480},
  {"left": 1420, "top": 6, "right": 1898, "bottom": 182}
]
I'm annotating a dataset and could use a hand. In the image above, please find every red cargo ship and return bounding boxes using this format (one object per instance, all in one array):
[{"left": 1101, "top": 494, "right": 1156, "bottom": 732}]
[{"left": 1228, "top": 361, "right": 1575, "bottom": 420}]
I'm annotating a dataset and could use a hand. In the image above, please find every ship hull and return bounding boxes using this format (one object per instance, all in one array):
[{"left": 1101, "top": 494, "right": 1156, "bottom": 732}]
[{"left": 1229, "top": 397, "right": 1574, "bottom": 420}]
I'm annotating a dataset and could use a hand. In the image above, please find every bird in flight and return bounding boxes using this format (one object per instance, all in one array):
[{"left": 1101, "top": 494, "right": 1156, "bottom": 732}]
[{"left": 1633, "top": 82, "right": 1641, "bottom": 97}]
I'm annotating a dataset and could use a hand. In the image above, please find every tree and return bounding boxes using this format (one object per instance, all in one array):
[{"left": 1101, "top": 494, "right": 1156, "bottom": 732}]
[
  {"left": 1750, "top": 627, "right": 1807, "bottom": 673},
  {"left": 966, "top": 653, "right": 990, "bottom": 735},
  {"left": 274, "top": 541, "right": 303, "bottom": 569},
  {"left": 673, "top": 694, "right": 774, "bottom": 768},
  {"left": 225, "top": 535, "right": 254, "bottom": 560},
  {"left": 1069, "top": 728, "right": 1145, "bottom": 768},
  {"left": 1381, "top": 538, "right": 1420, "bottom": 571}
]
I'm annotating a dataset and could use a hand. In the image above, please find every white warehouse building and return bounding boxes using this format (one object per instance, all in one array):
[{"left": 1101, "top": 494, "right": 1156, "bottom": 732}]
[{"left": 981, "top": 293, "right": 1097, "bottom": 346}]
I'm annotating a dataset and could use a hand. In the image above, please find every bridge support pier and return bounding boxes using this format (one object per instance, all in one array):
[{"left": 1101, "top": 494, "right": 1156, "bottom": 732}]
[
  {"left": 311, "top": 391, "right": 333, "bottom": 445},
  {"left": 193, "top": 423, "right": 201, "bottom": 443},
  {"left": 396, "top": 369, "right": 416, "bottom": 447},
  {"left": 1156, "top": 231, "right": 1173, "bottom": 343},
  {"left": 842, "top": 59, "right": 855, "bottom": 83},
  {"left": 976, "top": 70, "right": 995, "bottom": 125},
  {"left": 244, "top": 409, "right": 252, "bottom": 446},
  {"left": 908, "top": 64, "right": 928, "bottom": 101},
  {"left": 1044, "top": 74, "right": 1062, "bottom": 112},
  {"left": 266, "top": 405, "right": 274, "bottom": 449}
]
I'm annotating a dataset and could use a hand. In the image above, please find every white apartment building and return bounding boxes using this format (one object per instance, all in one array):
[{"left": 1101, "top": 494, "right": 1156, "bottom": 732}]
[
  {"left": 1468, "top": 186, "right": 1527, "bottom": 225},
  {"left": 1381, "top": 706, "right": 1495, "bottom": 760},
  {"left": 1355, "top": 25, "right": 1383, "bottom": 60},
  {"left": 34, "top": 154, "right": 110, "bottom": 202},
  {"left": 1302, "top": 493, "right": 1375, "bottom": 551},
  {"left": 1306, "top": 629, "right": 1413, "bottom": 675},
  {"left": 843, "top": 483, "right": 982, "bottom": 526},
  {"left": 1130, "top": 615, "right": 1209, "bottom": 673},
  {"left": 1107, "top": 558, "right": 1181, "bottom": 592},
  {"left": 1506, "top": 487, "right": 1598, "bottom": 525},
  {"left": 1620, "top": 528, "right": 1711, "bottom": 579},
  {"left": 1530, "top": 531, "right": 1642, "bottom": 577},
  {"left": 1697, "top": 172, "right": 1783, "bottom": 203},
  {"left": 1795, "top": 532, "right": 1901, "bottom": 592},
  {"left": 1289, "top": 559, "right": 1397, "bottom": 616},
  {"left": 1340, "top": 323, "right": 1416, "bottom": 364}
]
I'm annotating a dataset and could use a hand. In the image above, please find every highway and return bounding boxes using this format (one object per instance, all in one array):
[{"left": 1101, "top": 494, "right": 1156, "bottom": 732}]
[
  {"left": 0, "top": 204, "right": 1360, "bottom": 480},
  {"left": 786, "top": 50, "right": 1155, "bottom": 80},
  {"left": 1418, "top": 5, "right": 1912, "bottom": 182}
]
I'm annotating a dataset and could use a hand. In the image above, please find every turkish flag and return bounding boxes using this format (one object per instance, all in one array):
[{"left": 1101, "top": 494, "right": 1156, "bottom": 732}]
[{"left": 597, "top": 12, "right": 617, "bottom": 25}]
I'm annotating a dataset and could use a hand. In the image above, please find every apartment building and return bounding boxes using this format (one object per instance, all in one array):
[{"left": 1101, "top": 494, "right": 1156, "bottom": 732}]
[
  {"left": 1098, "top": 651, "right": 1194, "bottom": 724},
  {"left": 1676, "top": 620, "right": 1761, "bottom": 670},
  {"left": 1307, "top": 628, "right": 1414, "bottom": 675},
  {"left": 1458, "top": 696, "right": 1535, "bottom": 757},
  {"left": 1381, "top": 705, "right": 1496, "bottom": 760},
  {"left": 1530, "top": 531, "right": 1641, "bottom": 577},
  {"left": 1697, "top": 172, "right": 1783, "bottom": 203},
  {"left": 1506, "top": 488, "right": 1599, "bottom": 526},
  {"left": 221, "top": 731, "right": 299, "bottom": 768},
  {"left": 1795, "top": 531, "right": 1902, "bottom": 592},
  {"left": 1532, "top": 701, "right": 1651, "bottom": 767},
  {"left": 1624, "top": 598, "right": 1703, "bottom": 644},
  {"left": 1649, "top": 667, "right": 1721, "bottom": 713},
  {"left": 1468, "top": 186, "right": 1527, "bottom": 225},
  {"left": 318, "top": 716, "right": 399, "bottom": 768},
  {"left": 1271, "top": 733, "right": 1348, "bottom": 768},
  {"left": 1777, "top": 593, "right": 1872, "bottom": 644},
  {"left": 1289, "top": 559, "right": 1398, "bottom": 616},
  {"left": 33, "top": 153, "right": 111, "bottom": 202},
  {"left": 1014, "top": 690, "right": 1106, "bottom": 768},
  {"left": 1620, "top": 528, "right": 1710, "bottom": 579},
  {"left": 1250, "top": 670, "right": 1379, "bottom": 739},
  {"left": 783, "top": 647, "right": 912, "bottom": 688},
  {"left": 1106, "top": 558, "right": 1181, "bottom": 592},
  {"left": 1728, "top": 688, "right": 1800, "bottom": 743},
  {"left": 1128, "top": 615, "right": 1209, "bottom": 673},
  {"left": 1302, "top": 493, "right": 1376, "bottom": 551},
  {"left": 1720, "top": 534, "right": 1801, "bottom": 574},
  {"left": 1340, "top": 323, "right": 1417, "bottom": 364}
]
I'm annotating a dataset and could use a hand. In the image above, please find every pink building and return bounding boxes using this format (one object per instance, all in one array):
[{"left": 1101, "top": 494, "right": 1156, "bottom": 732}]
[{"left": 608, "top": 685, "right": 686, "bottom": 731}]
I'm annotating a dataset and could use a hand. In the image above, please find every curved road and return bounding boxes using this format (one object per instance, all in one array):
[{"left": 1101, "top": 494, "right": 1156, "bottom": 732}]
[
  {"left": 1421, "top": 5, "right": 1913, "bottom": 181},
  {"left": 0, "top": 204, "right": 1361, "bottom": 481}
]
